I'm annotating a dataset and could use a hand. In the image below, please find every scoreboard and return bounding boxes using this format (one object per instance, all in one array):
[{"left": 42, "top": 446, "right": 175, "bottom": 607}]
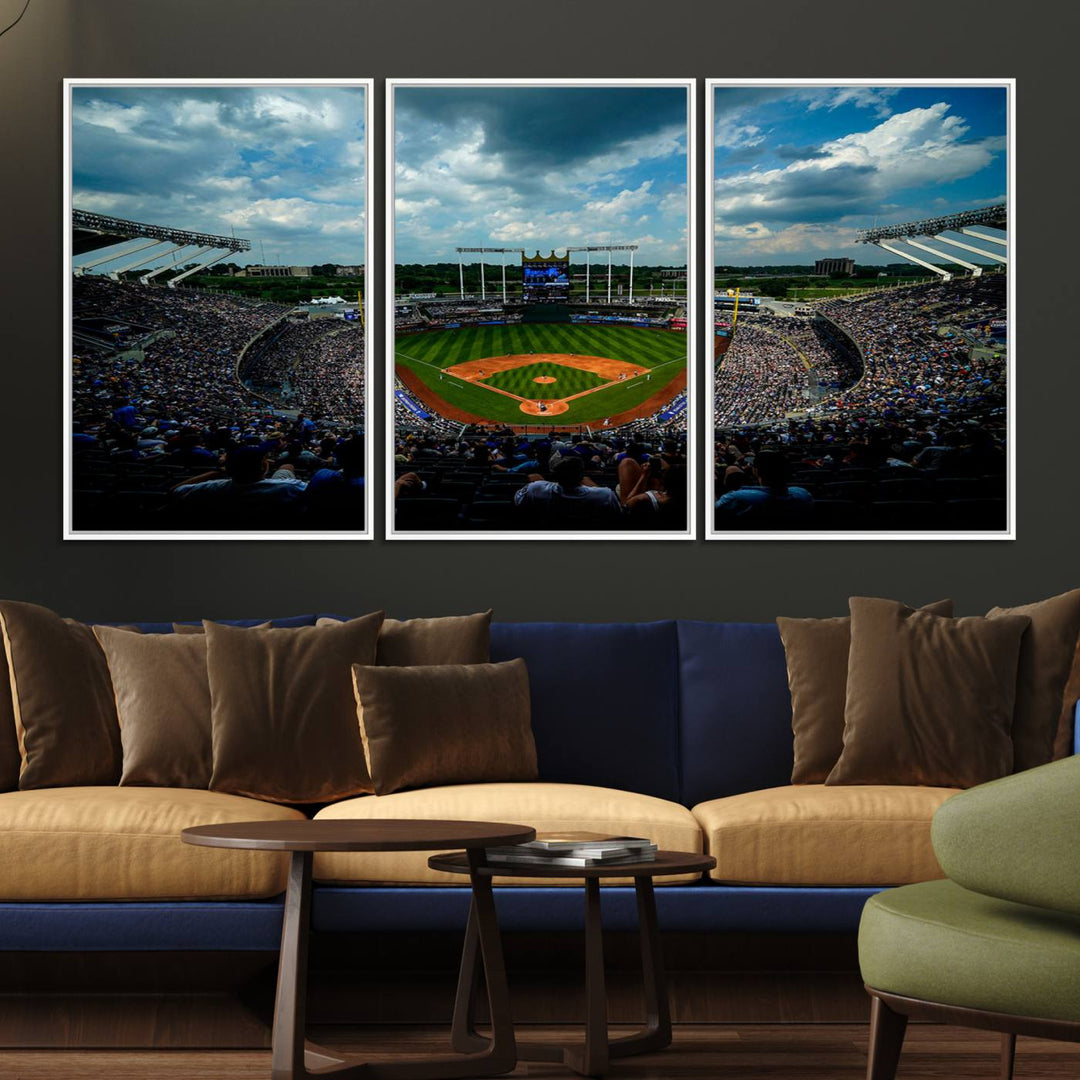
[{"left": 522, "top": 250, "right": 570, "bottom": 303}]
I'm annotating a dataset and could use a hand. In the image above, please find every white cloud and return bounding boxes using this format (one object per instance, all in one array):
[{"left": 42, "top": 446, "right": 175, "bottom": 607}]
[
  {"left": 714, "top": 103, "right": 1004, "bottom": 226},
  {"left": 807, "top": 87, "right": 900, "bottom": 118},
  {"left": 74, "top": 100, "right": 149, "bottom": 136},
  {"left": 584, "top": 180, "right": 654, "bottom": 218}
]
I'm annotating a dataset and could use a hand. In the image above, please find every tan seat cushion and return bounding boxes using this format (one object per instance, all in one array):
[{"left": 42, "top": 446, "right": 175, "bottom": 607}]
[
  {"left": 313, "top": 782, "right": 703, "bottom": 886},
  {"left": 0, "top": 787, "right": 306, "bottom": 900},
  {"left": 693, "top": 785, "right": 959, "bottom": 886}
]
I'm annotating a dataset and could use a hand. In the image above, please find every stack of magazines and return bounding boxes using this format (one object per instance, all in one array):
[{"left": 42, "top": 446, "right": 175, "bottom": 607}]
[{"left": 484, "top": 832, "right": 657, "bottom": 868}]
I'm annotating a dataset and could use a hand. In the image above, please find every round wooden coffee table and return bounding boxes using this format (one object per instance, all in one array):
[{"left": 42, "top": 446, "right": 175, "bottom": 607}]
[
  {"left": 183, "top": 819, "right": 535, "bottom": 1080},
  {"left": 429, "top": 849, "right": 716, "bottom": 1078}
]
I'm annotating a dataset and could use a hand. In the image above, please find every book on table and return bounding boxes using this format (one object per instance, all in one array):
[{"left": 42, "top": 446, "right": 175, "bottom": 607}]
[{"left": 483, "top": 832, "right": 657, "bottom": 867}]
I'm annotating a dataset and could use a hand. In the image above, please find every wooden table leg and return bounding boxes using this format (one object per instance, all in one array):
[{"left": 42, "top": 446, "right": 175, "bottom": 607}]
[
  {"left": 609, "top": 875, "right": 671, "bottom": 1058},
  {"left": 563, "top": 877, "right": 609, "bottom": 1078},
  {"left": 272, "top": 849, "right": 515, "bottom": 1080},
  {"left": 449, "top": 897, "right": 487, "bottom": 1054},
  {"left": 272, "top": 850, "right": 320, "bottom": 1080},
  {"left": 517, "top": 876, "right": 673, "bottom": 1076}
]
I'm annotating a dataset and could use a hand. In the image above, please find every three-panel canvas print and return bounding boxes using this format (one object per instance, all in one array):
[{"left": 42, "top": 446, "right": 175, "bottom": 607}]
[{"left": 63, "top": 78, "right": 1012, "bottom": 542}]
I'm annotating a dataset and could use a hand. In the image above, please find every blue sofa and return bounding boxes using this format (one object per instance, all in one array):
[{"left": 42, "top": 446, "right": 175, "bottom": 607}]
[{"left": 3, "top": 616, "right": 1073, "bottom": 954}]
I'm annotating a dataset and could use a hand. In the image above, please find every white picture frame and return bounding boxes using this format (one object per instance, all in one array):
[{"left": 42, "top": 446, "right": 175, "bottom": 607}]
[
  {"left": 63, "top": 77, "right": 374, "bottom": 541},
  {"left": 385, "top": 77, "right": 697, "bottom": 541},
  {"left": 705, "top": 78, "right": 1015, "bottom": 541}
]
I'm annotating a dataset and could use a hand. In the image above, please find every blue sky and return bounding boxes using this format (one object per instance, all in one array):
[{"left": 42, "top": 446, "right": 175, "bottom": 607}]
[
  {"left": 713, "top": 85, "right": 1007, "bottom": 265},
  {"left": 71, "top": 85, "right": 366, "bottom": 267},
  {"left": 394, "top": 85, "right": 689, "bottom": 265}
]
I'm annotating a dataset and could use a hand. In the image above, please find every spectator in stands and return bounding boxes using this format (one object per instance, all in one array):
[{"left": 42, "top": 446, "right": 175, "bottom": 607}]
[
  {"left": 169, "top": 427, "right": 219, "bottom": 467},
  {"left": 304, "top": 435, "right": 366, "bottom": 528},
  {"left": 625, "top": 462, "right": 687, "bottom": 526},
  {"left": 170, "top": 446, "right": 307, "bottom": 528},
  {"left": 714, "top": 449, "right": 813, "bottom": 527},
  {"left": 513, "top": 455, "right": 622, "bottom": 526}
]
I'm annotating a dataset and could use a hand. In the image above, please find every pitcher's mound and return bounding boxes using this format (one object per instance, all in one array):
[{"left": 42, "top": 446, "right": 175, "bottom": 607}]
[
  {"left": 533, "top": 375, "right": 557, "bottom": 385},
  {"left": 520, "top": 400, "right": 569, "bottom": 416}
]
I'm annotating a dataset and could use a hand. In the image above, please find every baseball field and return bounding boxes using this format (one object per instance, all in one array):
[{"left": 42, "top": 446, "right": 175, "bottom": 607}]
[{"left": 395, "top": 323, "right": 687, "bottom": 426}]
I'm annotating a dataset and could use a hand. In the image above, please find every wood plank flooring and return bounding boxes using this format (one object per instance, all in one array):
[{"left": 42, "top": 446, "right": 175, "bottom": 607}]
[{"left": 2, "top": 1024, "right": 1080, "bottom": 1079}]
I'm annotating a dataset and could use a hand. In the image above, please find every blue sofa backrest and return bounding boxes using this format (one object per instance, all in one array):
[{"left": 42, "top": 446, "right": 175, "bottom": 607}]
[
  {"left": 490, "top": 620, "right": 681, "bottom": 802},
  {"left": 118, "top": 614, "right": 798, "bottom": 807},
  {"left": 676, "top": 621, "right": 795, "bottom": 806}
]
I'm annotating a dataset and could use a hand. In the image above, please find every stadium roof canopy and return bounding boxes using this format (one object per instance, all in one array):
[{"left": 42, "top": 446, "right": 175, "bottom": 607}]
[
  {"left": 73, "top": 210, "right": 251, "bottom": 257},
  {"left": 72, "top": 209, "right": 252, "bottom": 287},
  {"left": 857, "top": 204, "right": 1007, "bottom": 282}
]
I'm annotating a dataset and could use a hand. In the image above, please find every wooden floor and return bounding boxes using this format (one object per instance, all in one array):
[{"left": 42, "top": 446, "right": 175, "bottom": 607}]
[{"left": 2, "top": 1024, "right": 1080, "bottom": 1079}]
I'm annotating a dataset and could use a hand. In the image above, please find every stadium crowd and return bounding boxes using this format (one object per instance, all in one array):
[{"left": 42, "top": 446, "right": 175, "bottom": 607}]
[
  {"left": 70, "top": 277, "right": 367, "bottom": 531},
  {"left": 244, "top": 318, "right": 365, "bottom": 425},
  {"left": 714, "top": 275, "right": 1008, "bottom": 531},
  {"left": 714, "top": 321, "right": 810, "bottom": 425},
  {"left": 393, "top": 427, "right": 688, "bottom": 531}
]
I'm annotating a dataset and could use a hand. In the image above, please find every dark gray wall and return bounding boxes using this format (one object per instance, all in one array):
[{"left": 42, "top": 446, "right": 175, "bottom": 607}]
[{"left": 0, "top": 0, "right": 1073, "bottom": 622}]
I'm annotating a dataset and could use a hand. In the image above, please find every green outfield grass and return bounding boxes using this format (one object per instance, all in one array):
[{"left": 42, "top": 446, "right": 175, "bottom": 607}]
[
  {"left": 482, "top": 362, "right": 608, "bottom": 398},
  {"left": 396, "top": 323, "right": 686, "bottom": 425}
]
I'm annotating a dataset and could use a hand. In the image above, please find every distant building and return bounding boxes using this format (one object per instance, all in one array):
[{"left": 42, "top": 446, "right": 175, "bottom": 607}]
[
  {"left": 815, "top": 258, "right": 855, "bottom": 276},
  {"left": 334, "top": 265, "right": 364, "bottom": 277},
  {"left": 237, "top": 265, "right": 312, "bottom": 278}
]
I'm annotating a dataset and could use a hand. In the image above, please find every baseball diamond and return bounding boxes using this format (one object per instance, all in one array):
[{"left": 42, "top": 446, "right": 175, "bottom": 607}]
[{"left": 395, "top": 323, "right": 686, "bottom": 426}]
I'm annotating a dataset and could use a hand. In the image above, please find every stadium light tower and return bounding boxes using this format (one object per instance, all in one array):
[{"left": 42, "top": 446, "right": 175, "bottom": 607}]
[
  {"left": 455, "top": 247, "right": 525, "bottom": 303},
  {"left": 566, "top": 244, "right": 638, "bottom": 304}
]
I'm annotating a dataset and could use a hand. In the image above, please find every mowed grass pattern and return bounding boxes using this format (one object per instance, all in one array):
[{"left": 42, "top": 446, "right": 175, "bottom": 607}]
[
  {"left": 396, "top": 323, "right": 686, "bottom": 425},
  {"left": 483, "top": 362, "right": 607, "bottom": 398}
]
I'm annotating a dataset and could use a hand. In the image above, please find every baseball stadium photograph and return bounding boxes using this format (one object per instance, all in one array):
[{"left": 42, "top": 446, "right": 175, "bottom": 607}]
[
  {"left": 708, "top": 82, "right": 1012, "bottom": 539},
  {"left": 388, "top": 80, "right": 694, "bottom": 538},
  {"left": 65, "top": 80, "right": 372, "bottom": 539}
]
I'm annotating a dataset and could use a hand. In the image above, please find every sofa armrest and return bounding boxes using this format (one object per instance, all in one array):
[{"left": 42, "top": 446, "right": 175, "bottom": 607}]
[
  {"left": 931, "top": 756, "right": 1080, "bottom": 917},
  {"left": 1074, "top": 699, "right": 1080, "bottom": 756}
]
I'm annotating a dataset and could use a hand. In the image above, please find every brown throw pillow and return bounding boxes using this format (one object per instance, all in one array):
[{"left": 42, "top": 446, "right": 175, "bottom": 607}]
[
  {"left": 1058, "top": 639, "right": 1080, "bottom": 760},
  {"left": 93, "top": 626, "right": 213, "bottom": 788},
  {"left": 351, "top": 659, "right": 537, "bottom": 796},
  {"left": 987, "top": 589, "right": 1080, "bottom": 772},
  {"left": 317, "top": 611, "right": 492, "bottom": 666},
  {"left": 778, "top": 599, "right": 954, "bottom": 784},
  {"left": 0, "top": 646, "right": 19, "bottom": 792},
  {"left": 0, "top": 600, "right": 121, "bottom": 788},
  {"left": 827, "top": 598, "right": 1030, "bottom": 788},
  {"left": 207, "top": 613, "right": 384, "bottom": 803},
  {"left": 173, "top": 621, "right": 271, "bottom": 634}
]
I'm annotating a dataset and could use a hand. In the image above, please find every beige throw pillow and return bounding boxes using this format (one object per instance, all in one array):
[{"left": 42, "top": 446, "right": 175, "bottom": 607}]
[
  {"left": 317, "top": 611, "right": 492, "bottom": 666},
  {"left": 828, "top": 598, "right": 1029, "bottom": 788},
  {"left": 987, "top": 589, "right": 1080, "bottom": 771},
  {"left": 352, "top": 659, "right": 536, "bottom": 796},
  {"left": 0, "top": 600, "right": 121, "bottom": 788},
  {"left": 93, "top": 626, "right": 214, "bottom": 788},
  {"left": 778, "top": 599, "right": 953, "bottom": 783},
  {"left": 206, "top": 614, "right": 384, "bottom": 803}
]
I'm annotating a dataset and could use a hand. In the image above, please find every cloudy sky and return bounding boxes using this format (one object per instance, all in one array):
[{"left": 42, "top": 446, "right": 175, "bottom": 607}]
[
  {"left": 713, "top": 85, "right": 1007, "bottom": 265},
  {"left": 71, "top": 84, "right": 366, "bottom": 268},
  {"left": 393, "top": 85, "right": 689, "bottom": 266}
]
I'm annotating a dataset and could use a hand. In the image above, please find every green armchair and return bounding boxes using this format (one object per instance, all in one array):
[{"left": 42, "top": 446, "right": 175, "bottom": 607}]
[{"left": 859, "top": 755, "right": 1080, "bottom": 1080}]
